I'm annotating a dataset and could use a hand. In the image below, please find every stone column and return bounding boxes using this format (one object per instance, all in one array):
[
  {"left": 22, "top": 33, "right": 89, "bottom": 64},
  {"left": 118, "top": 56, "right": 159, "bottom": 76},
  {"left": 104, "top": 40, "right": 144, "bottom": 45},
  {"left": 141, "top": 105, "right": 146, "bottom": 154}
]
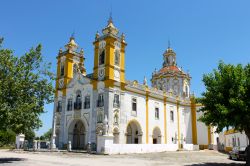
[
  {"left": 37, "top": 141, "right": 40, "bottom": 150},
  {"left": 67, "top": 141, "right": 72, "bottom": 152},
  {"left": 33, "top": 140, "right": 37, "bottom": 151},
  {"left": 51, "top": 101, "right": 57, "bottom": 150}
]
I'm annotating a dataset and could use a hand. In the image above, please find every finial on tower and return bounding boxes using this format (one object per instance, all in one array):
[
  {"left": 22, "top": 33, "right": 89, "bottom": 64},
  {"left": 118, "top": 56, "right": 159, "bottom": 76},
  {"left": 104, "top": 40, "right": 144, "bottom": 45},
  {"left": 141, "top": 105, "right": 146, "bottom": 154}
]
[
  {"left": 71, "top": 32, "right": 75, "bottom": 39},
  {"left": 65, "top": 33, "right": 78, "bottom": 51},
  {"left": 102, "top": 13, "right": 119, "bottom": 35},
  {"left": 95, "top": 31, "right": 100, "bottom": 40},
  {"left": 143, "top": 76, "right": 148, "bottom": 86},
  {"left": 121, "top": 33, "right": 125, "bottom": 42},
  {"left": 59, "top": 48, "right": 63, "bottom": 54},
  {"left": 108, "top": 11, "right": 113, "bottom": 24},
  {"left": 168, "top": 40, "right": 171, "bottom": 49}
]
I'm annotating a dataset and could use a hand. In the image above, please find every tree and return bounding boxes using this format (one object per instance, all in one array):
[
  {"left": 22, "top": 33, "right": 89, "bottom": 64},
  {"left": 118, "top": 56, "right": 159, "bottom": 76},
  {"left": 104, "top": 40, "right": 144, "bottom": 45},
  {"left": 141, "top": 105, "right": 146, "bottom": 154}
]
[
  {"left": 42, "top": 128, "right": 52, "bottom": 141},
  {"left": 0, "top": 38, "right": 54, "bottom": 136},
  {"left": 198, "top": 61, "right": 250, "bottom": 165},
  {"left": 24, "top": 130, "right": 35, "bottom": 142},
  {"left": 39, "top": 135, "right": 45, "bottom": 141},
  {"left": 0, "top": 129, "right": 15, "bottom": 147}
]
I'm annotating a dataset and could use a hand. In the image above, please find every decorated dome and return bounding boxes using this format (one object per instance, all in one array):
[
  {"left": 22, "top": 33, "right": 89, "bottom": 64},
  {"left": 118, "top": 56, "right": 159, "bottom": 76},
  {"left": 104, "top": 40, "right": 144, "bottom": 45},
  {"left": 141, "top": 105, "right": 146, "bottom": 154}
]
[{"left": 158, "top": 65, "right": 181, "bottom": 74}]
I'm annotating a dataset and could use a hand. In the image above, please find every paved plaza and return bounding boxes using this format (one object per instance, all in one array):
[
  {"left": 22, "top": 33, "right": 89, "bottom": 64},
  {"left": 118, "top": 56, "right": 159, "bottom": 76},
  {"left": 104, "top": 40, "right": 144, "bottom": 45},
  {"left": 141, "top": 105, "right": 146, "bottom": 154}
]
[{"left": 0, "top": 149, "right": 246, "bottom": 166}]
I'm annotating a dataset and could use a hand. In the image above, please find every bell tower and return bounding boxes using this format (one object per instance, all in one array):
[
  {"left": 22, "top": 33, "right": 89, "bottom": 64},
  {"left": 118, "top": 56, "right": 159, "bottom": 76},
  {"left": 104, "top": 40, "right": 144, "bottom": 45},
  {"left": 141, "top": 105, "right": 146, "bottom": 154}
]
[
  {"left": 55, "top": 35, "right": 86, "bottom": 97},
  {"left": 92, "top": 16, "right": 127, "bottom": 89}
]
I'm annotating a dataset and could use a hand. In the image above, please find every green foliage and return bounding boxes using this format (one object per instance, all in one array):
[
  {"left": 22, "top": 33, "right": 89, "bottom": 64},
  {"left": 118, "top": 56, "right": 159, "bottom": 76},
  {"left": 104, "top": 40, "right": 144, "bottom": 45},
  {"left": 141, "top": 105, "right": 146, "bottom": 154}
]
[
  {"left": 24, "top": 130, "right": 35, "bottom": 141},
  {"left": 0, "top": 38, "right": 54, "bottom": 135},
  {"left": 199, "top": 61, "right": 250, "bottom": 137},
  {"left": 39, "top": 135, "right": 45, "bottom": 140},
  {"left": 42, "top": 128, "right": 52, "bottom": 141},
  {"left": 0, "top": 129, "right": 16, "bottom": 147}
]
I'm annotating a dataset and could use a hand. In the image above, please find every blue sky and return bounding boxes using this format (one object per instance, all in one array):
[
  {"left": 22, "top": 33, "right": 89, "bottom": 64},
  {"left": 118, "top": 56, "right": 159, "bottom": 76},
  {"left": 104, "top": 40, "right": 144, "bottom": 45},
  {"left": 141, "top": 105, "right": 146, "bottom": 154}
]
[{"left": 1, "top": 0, "right": 250, "bottom": 136}]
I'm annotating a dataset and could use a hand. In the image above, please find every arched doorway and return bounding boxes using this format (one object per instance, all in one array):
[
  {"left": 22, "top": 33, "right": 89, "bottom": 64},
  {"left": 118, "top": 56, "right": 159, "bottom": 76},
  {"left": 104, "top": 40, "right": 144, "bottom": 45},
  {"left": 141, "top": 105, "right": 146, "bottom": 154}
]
[
  {"left": 113, "top": 128, "right": 119, "bottom": 144},
  {"left": 126, "top": 120, "right": 142, "bottom": 144},
  {"left": 152, "top": 127, "right": 162, "bottom": 144},
  {"left": 68, "top": 120, "right": 86, "bottom": 150}
]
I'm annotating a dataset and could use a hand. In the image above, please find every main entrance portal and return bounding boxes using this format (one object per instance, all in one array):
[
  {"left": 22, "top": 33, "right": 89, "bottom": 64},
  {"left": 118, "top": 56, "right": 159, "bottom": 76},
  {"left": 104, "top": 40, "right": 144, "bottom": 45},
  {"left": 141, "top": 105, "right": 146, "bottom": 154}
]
[{"left": 68, "top": 120, "right": 86, "bottom": 150}]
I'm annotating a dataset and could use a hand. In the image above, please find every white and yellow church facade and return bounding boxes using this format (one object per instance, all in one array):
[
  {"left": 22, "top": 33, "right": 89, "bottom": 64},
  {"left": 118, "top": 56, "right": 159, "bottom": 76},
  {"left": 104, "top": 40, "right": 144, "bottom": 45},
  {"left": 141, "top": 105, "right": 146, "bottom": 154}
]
[{"left": 51, "top": 17, "right": 216, "bottom": 154}]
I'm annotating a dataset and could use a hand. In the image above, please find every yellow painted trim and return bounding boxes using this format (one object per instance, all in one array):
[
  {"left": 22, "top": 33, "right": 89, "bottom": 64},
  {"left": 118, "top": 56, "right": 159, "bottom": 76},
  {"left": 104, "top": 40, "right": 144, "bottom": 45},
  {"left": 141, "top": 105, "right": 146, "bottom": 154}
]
[
  {"left": 91, "top": 80, "right": 98, "bottom": 90},
  {"left": 120, "top": 42, "right": 126, "bottom": 84},
  {"left": 146, "top": 91, "right": 149, "bottom": 144},
  {"left": 177, "top": 101, "right": 181, "bottom": 149},
  {"left": 104, "top": 79, "right": 114, "bottom": 88},
  {"left": 225, "top": 146, "right": 233, "bottom": 152},
  {"left": 190, "top": 97, "right": 197, "bottom": 144},
  {"left": 208, "top": 126, "right": 211, "bottom": 145},
  {"left": 196, "top": 103, "right": 203, "bottom": 107},
  {"left": 164, "top": 96, "right": 167, "bottom": 144},
  {"left": 93, "top": 41, "right": 99, "bottom": 79},
  {"left": 224, "top": 129, "right": 237, "bottom": 135},
  {"left": 199, "top": 144, "right": 209, "bottom": 150}
]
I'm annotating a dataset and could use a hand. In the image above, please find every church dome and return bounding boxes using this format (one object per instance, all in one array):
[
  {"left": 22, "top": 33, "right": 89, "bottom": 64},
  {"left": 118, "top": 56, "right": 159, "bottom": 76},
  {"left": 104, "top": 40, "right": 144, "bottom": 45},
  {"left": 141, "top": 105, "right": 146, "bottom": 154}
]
[{"left": 158, "top": 65, "right": 181, "bottom": 74}]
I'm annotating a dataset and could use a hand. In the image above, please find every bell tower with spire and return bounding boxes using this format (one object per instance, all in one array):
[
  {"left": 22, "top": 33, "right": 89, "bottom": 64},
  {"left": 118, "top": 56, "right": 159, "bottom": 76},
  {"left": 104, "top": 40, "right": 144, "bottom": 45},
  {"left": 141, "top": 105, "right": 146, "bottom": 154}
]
[
  {"left": 92, "top": 16, "right": 127, "bottom": 89},
  {"left": 55, "top": 35, "right": 86, "bottom": 97}
]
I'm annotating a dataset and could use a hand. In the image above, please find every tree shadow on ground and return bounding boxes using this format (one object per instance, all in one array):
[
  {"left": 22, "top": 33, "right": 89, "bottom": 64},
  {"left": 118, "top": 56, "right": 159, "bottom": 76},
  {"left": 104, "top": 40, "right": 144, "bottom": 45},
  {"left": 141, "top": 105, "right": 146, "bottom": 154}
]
[
  {"left": 0, "top": 158, "right": 25, "bottom": 164},
  {"left": 185, "top": 162, "right": 245, "bottom": 166}
]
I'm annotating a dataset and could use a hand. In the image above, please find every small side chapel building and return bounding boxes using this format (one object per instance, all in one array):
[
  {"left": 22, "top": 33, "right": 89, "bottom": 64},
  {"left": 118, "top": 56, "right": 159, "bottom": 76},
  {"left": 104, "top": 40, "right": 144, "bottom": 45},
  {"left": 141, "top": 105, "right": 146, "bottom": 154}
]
[{"left": 51, "top": 17, "right": 215, "bottom": 153}]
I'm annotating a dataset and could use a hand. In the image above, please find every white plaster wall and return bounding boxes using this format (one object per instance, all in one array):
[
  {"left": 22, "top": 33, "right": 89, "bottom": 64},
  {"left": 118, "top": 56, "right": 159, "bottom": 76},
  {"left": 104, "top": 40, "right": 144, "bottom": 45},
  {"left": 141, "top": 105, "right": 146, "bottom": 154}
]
[
  {"left": 196, "top": 111, "right": 208, "bottom": 145},
  {"left": 148, "top": 99, "right": 165, "bottom": 144},
  {"left": 183, "top": 144, "right": 199, "bottom": 151},
  {"left": 103, "top": 144, "right": 178, "bottom": 154},
  {"left": 225, "top": 132, "right": 249, "bottom": 147},
  {"left": 166, "top": 103, "right": 178, "bottom": 144},
  {"left": 63, "top": 80, "right": 93, "bottom": 143},
  {"left": 122, "top": 91, "right": 146, "bottom": 144},
  {"left": 183, "top": 106, "right": 193, "bottom": 144}
]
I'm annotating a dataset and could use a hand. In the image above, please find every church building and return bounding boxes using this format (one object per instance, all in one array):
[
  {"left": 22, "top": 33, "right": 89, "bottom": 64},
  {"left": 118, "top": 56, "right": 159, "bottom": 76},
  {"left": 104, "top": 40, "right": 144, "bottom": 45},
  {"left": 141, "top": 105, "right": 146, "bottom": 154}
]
[{"left": 51, "top": 17, "right": 215, "bottom": 153}]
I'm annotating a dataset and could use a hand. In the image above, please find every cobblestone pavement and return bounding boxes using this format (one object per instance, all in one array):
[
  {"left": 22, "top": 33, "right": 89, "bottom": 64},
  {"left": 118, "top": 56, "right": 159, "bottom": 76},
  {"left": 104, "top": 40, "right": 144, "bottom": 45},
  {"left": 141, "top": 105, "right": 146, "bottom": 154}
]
[{"left": 0, "top": 149, "right": 246, "bottom": 166}]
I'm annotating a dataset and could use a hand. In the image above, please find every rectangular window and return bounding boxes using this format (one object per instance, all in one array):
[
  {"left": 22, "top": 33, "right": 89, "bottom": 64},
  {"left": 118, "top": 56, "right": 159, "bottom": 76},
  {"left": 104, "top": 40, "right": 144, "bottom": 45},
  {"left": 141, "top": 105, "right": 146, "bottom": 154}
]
[
  {"left": 60, "top": 64, "right": 64, "bottom": 77},
  {"left": 84, "top": 96, "right": 90, "bottom": 109},
  {"left": 113, "top": 94, "right": 120, "bottom": 108},
  {"left": 67, "top": 99, "right": 73, "bottom": 111},
  {"left": 155, "top": 107, "right": 159, "bottom": 120},
  {"left": 57, "top": 101, "right": 62, "bottom": 112},
  {"left": 97, "top": 94, "right": 104, "bottom": 107},
  {"left": 115, "top": 50, "right": 120, "bottom": 66},
  {"left": 170, "top": 111, "right": 174, "bottom": 121},
  {"left": 132, "top": 98, "right": 137, "bottom": 112}
]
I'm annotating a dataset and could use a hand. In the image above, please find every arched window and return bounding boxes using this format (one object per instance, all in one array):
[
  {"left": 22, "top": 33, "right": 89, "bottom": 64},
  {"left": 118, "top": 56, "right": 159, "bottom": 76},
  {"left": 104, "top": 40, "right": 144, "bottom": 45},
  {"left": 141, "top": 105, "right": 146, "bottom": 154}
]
[
  {"left": 67, "top": 98, "right": 73, "bottom": 111},
  {"left": 74, "top": 90, "right": 82, "bottom": 109},
  {"left": 170, "top": 111, "right": 174, "bottom": 121},
  {"left": 99, "top": 50, "right": 105, "bottom": 65},
  {"left": 114, "top": 50, "right": 120, "bottom": 66},
  {"left": 114, "top": 114, "right": 119, "bottom": 124},
  {"left": 84, "top": 96, "right": 90, "bottom": 109}
]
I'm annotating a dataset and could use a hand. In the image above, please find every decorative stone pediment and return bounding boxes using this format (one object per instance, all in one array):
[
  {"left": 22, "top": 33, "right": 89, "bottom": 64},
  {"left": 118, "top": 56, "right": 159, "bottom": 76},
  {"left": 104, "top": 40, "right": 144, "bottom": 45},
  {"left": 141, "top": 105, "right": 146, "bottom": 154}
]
[{"left": 67, "top": 73, "right": 91, "bottom": 88}]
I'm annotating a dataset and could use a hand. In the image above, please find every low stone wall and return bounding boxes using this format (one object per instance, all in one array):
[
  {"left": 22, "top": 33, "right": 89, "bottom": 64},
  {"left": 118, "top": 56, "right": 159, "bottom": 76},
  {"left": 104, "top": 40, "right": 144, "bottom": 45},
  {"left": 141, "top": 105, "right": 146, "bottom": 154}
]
[
  {"left": 97, "top": 135, "right": 199, "bottom": 154},
  {"left": 99, "top": 144, "right": 178, "bottom": 154},
  {"left": 183, "top": 144, "right": 199, "bottom": 151}
]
